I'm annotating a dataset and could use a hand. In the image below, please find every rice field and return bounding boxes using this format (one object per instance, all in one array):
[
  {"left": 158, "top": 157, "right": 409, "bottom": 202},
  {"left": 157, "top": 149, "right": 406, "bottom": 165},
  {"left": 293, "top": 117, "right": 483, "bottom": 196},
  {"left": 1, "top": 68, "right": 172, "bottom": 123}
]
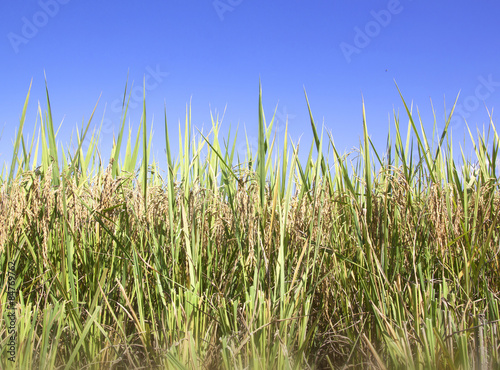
[{"left": 1, "top": 80, "right": 499, "bottom": 369}]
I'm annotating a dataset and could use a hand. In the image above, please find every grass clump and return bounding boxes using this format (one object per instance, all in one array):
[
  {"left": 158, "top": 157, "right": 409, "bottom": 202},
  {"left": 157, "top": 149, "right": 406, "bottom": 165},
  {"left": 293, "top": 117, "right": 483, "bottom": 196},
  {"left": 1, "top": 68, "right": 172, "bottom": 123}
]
[{"left": 0, "top": 79, "right": 500, "bottom": 369}]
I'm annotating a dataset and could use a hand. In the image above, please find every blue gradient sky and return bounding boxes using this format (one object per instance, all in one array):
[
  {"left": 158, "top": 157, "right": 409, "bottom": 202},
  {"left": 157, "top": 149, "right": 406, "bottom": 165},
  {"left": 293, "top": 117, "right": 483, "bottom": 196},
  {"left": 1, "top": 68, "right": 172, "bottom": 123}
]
[{"left": 1, "top": 1, "right": 500, "bottom": 172}]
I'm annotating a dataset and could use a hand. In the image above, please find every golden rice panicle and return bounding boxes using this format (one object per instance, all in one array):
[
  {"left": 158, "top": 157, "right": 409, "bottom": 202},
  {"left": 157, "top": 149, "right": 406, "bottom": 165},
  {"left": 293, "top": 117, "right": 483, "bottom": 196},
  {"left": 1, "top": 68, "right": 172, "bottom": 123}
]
[
  {"left": 41, "top": 164, "right": 54, "bottom": 265},
  {"left": 0, "top": 182, "right": 11, "bottom": 252}
]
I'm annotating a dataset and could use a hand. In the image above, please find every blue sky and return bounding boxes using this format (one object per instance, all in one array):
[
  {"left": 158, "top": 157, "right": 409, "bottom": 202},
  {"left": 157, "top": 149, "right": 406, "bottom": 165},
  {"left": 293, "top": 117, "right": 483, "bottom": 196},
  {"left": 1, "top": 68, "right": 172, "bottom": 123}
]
[{"left": 1, "top": 1, "right": 500, "bottom": 173}]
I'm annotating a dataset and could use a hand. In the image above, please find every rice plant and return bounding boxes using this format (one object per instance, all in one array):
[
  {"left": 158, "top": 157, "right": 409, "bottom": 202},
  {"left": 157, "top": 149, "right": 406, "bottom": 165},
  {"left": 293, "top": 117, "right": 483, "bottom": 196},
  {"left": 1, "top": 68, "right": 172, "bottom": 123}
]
[{"left": 0, "top": 78, "right": 499, "bottom": 369}]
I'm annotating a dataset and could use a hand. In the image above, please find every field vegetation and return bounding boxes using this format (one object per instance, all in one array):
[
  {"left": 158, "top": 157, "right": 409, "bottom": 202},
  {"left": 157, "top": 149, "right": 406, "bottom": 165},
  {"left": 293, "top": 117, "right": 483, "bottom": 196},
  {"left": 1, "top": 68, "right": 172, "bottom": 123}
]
[{"left": 1, "top": 79, "right": 500, "bottom": 369}]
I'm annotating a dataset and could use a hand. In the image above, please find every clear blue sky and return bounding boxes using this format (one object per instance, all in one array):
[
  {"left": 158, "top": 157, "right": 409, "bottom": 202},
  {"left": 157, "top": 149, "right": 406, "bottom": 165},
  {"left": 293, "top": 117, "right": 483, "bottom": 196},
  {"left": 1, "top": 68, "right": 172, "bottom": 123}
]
[{"left": 1, "top": 1, "right": 500, "bottom": 173}]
